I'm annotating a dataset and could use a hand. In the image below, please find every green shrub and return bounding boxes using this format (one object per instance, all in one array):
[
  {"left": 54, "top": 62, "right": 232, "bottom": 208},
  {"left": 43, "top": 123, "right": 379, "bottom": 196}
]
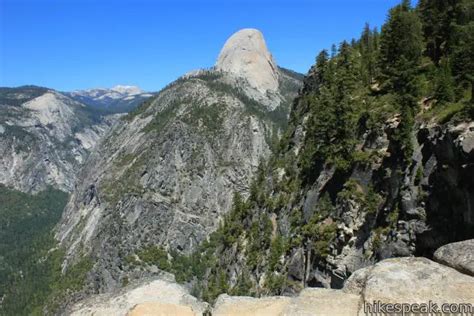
[
  {"left": 264, "top": 272, "right": 287, "bottom": 295},
  {"left": 230, "top": 270, "right": 254, "bottom": 296},
  {"left": 268, "top": 235, "right": 287, "bottom": 271},
  {"left": 136, "top": 246, "right": 171, "bottom": 271}
]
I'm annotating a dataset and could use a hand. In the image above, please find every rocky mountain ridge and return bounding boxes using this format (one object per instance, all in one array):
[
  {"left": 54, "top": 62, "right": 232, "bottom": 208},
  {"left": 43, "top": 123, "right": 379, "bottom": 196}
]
[
  {"left": 0, "top": 86, "right": 118, "bottom": 193},
  {"left": 55, "top": 29, "right": 303, "bottom": 294}
]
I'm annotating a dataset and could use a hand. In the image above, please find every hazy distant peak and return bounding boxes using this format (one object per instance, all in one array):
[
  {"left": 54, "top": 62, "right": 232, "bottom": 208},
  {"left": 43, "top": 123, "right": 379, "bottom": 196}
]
[
  {"left": 71, "top": 85, "right": 144, "bottom": 97},
  {"left": 110, "top": 85, "right": 143, "bottom": 96},
  {"left": 66, "top": 85, "right": 152, "bottom": 113}
]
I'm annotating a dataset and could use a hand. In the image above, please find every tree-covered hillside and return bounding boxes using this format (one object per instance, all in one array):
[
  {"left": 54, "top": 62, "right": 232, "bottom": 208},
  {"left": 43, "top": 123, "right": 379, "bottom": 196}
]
[{"left": 0, "top": 186, "right": 68, "bottom": 315}]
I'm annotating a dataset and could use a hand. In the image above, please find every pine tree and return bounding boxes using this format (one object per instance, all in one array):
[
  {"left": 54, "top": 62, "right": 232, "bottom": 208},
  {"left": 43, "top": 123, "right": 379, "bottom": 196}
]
[
  {"left": 360, "top": 23, "right": 378, "bottom": 84},
  {"left": 331, "top": 44, "right": 338, "bottom": 58},
  {"left": 418, "top": 0, "right": 460, "bottom": 65},
  {"left": 379, "top": 1, "right": 423, "bottom": 161},
  {"left": 379, "top": 2, "right": 423, "bottom": 95},
  {"left": 315, "top": 50, "right": 329, "bottom": 85},
  {"left": 416, "top": 0, "right": 474, "bottom": 103},
  {"left": 334, "top": 41, "right": 360, "bottom": 170},
  {"left": 337, "top": 41, "right": 359, "bottom": 94},
  {"left": 361, "top": 23, "right": 372, "bottom": 52},
  {"left": 434, "top": 58, "right": 455, "bottom": 104},
  {"left": 401, "top": 0, "right": 411, "bottom": 10},
  {"left": 449, "top": 0, "right": 474, "bottom": 100}
]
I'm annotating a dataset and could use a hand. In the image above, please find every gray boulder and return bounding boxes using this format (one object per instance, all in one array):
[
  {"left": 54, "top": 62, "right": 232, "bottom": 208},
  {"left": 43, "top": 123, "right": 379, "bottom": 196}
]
[
  {"left": 434, "top": 239, "right": 474, "bottom": 276},
  {"left": 344, "top": 257, "right": 474, "bottom": 314}
]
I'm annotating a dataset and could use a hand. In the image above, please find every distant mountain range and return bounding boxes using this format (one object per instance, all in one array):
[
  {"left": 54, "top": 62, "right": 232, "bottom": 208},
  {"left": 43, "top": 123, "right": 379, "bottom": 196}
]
[{"left": 65, "top": 85, "right": 154, "bottom": 114}]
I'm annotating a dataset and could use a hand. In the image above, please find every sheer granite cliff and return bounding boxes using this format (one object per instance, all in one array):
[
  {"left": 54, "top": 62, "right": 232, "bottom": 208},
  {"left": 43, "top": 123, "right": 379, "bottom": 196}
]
[{"left": 216, "top": 28, "right": 279, "bottom": 95}]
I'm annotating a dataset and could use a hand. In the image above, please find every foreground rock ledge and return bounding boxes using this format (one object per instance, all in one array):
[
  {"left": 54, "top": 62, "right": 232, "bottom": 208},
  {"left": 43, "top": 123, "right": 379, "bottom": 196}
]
[
  {"left": 127, "top": 302, "right": 196, "bottom": 316},
  {"left": 344, "top": 257, "right": 474, "bottom": 315},
  {"left": 68, "top": 257, "right": 474, "bottom": 315},
  {"left": 434, "top": 239, "right": 474, "bottom": 276},
  {"left": 68, "top": 278, "right": 208, "bottom": 316}
]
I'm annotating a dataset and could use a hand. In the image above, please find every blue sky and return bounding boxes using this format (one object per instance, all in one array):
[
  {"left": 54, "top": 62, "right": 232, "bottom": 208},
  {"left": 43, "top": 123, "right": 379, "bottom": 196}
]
[{"left": 0, "top": 0, "right": 408, "bottom": 92}]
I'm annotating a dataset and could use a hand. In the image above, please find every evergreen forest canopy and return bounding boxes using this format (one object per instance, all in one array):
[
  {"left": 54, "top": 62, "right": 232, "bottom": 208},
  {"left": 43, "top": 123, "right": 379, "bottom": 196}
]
[{"left": 0, "top": 186, "right": 69, "bottom": 315}]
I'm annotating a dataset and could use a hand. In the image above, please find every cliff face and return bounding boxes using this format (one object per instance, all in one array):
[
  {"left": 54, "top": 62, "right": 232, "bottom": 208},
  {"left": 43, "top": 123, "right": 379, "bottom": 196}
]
[
  {"left": 290, "top": 115, "right": 474, "bottom": 287},
  {"left": 294, "top": 117, "right": 474, "bottom": 287},
  {"left": 186, "top": 88, "right": 474, "bottom": 295},
  {"left": 0, "top": 86, "right": 117, "bottom": 193},
  {"left": 216, "top": 28, "right": 279, "bottom": 94},
  {"left": 55, "top": 29, "right": 302, "bottom": 292},
  {"left": 416, "top": 122, "right": 474, "bottom": 252}
]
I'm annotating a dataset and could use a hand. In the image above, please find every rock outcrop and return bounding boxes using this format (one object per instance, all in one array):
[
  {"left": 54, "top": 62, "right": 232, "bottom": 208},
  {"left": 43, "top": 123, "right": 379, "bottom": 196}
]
[
  {"left": 0, "top": 86, "right": 117, "bottom": 193},
  {"left": 67, "top": 277, "right": 208, "bottom": 316},
  {"left": 213, "top": 295, "right": 292, "bottom": 316},
  {"left": 434, "top": 239, "right": 474, "bottom": 276},
  {"left": 344, "top": 257, "right": 474, "bottom": 314},
  {"left": 66, "top": 280, "right": 362, "bottom": 316},
  {"left": 216, "top": 28, "right": 279, "bottom": 95},
  {"left": 68, "top": 257, "right": 474, "bottom": 316},
  {"left": 127, "top": 302, "right": 196, "bottom": 316}
]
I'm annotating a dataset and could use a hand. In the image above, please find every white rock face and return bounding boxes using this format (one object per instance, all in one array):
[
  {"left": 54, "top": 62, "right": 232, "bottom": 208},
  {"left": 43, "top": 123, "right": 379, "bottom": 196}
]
[
  {"left": 216, "top": 28, "right": 279, "bottom": 93},
  {"left": 70, "top": 86, "right": 144, "bottom": 100},
  {"left": 55, "top": 28, "right": 302, "bottom": 293},
  {"left": 22, "top": 92, "right": 76, "bottom": 138}
]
